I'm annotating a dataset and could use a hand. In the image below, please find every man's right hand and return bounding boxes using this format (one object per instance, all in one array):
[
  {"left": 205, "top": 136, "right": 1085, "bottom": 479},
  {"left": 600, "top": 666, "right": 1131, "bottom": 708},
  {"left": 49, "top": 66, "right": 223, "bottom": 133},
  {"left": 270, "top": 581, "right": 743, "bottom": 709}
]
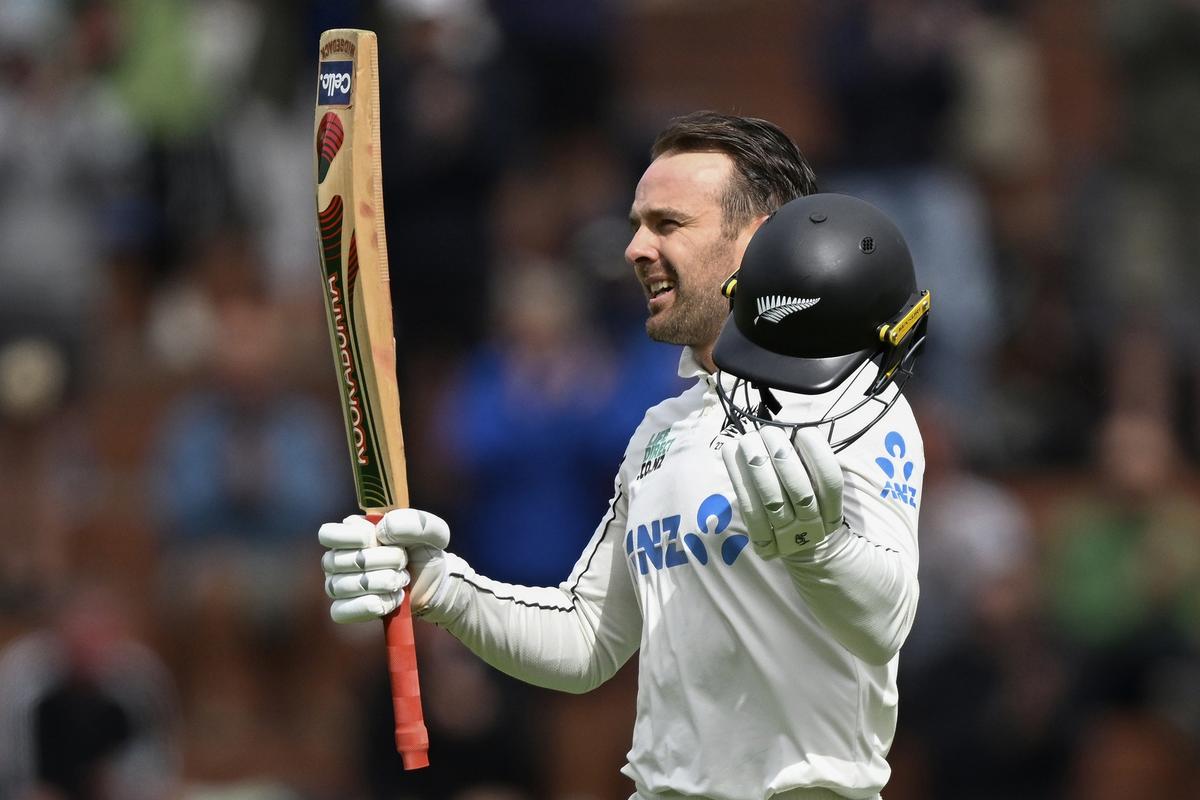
[{"left": 319, "top": 508, "right": 451, "bottom": 623}]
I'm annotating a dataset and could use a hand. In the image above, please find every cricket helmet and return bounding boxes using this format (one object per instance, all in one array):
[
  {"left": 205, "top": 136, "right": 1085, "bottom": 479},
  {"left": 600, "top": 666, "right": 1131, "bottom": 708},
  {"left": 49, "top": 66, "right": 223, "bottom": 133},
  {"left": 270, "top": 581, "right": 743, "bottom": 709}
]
[{"left": 712, "top": 193, "right": 931, "bottom": 449}]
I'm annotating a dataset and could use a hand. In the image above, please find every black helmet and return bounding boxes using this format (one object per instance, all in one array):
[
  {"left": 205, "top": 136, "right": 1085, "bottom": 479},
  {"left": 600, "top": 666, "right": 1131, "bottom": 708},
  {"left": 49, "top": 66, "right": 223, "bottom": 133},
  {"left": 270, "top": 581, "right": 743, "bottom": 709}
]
[{"left": 712, "top": 193, "right": 930, "bottom": 448}]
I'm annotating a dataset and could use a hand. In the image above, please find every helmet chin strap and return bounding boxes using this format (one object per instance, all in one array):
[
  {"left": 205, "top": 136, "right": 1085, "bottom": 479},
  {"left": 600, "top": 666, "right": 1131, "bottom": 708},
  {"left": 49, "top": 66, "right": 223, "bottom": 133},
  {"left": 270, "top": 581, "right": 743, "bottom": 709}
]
[
  {"left": 714, "top": 347, "right": 922, "bottom": 453},
  {"left": 756, "top": 385, "right": 783, "bottom": 418}
]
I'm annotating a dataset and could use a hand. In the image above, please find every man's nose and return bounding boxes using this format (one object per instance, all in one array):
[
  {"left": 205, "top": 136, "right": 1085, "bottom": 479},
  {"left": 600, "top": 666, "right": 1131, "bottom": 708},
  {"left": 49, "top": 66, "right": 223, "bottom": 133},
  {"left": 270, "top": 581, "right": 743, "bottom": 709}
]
[{"left": 625, "top": 226, "right": 658, "bottom": 265}]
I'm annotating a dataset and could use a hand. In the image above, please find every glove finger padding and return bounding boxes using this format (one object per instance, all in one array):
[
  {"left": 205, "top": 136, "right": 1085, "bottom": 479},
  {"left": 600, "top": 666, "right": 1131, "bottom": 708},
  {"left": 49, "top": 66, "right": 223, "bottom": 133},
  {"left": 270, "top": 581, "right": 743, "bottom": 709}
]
[
  {"left": 737, "top": 430, "right": 798, "bottom": 532},
  {"left": 758, "top": 426, "right": 824, "bottom": 556},
  {"left": 325, "top": 569, "right": 410, "bottom": 599},
  {"left": 318, "top": 515, "right": 378, "bottom": 548},
  {"left": 760, "top": 426, "right": 817, "bottom": 512},
  {"left": 331, "top": 593, "right": 404, "bottom": 624},
  {"left": 722, "top": 436, "right": 780, "bottom": 559},
  {"left": 378, "top": 508, "right": 451, "bottom": 549},
  {"left": 379, "top": 508, "right": 452, "bottom": 613},
  {"left": 321, "top": 546, "right": 408, "bottom": 574},
  {"left": 792, "top": 427, "right": 844, "bottom": 531}
]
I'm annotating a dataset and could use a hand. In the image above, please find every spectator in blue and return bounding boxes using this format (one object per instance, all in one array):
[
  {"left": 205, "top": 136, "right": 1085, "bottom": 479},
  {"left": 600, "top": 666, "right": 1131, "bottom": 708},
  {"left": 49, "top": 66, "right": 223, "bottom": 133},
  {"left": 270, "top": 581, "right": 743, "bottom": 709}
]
[
  {"left": 442, "top": 259, "right": 682, "bottom": 586},
  {"left": 153, "top": 294, "right": 347, "bottom": 551}
]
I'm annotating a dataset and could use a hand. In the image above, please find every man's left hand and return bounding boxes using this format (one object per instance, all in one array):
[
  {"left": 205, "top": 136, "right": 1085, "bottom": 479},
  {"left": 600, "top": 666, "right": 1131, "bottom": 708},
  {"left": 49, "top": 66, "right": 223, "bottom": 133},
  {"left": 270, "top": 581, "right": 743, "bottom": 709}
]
[{"left": 722, "top": 426, "right": 845, "bottom": 559}]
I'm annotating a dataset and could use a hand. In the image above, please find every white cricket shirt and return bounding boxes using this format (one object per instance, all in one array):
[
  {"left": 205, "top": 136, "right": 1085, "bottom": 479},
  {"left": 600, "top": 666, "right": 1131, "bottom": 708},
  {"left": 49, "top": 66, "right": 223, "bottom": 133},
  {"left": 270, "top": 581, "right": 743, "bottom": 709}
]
[{"left": 422, "top": 348, "right": 923, "bottom": 800}]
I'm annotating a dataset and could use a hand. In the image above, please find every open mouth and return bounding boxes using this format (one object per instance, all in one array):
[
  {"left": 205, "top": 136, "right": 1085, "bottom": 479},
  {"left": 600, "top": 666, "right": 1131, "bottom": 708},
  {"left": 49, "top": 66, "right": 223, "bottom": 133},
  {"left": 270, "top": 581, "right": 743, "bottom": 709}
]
[{"left": 648, "top": 279, "right": 675, "bottom": 300}]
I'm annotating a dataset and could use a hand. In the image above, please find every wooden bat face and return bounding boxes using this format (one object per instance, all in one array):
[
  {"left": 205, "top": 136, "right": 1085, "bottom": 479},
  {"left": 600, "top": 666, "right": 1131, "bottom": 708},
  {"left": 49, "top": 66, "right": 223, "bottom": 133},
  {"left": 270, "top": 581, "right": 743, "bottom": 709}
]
[
  {"left": 315, "top": 29, "right": 427, "bottom": 772},
  {"left": 314, "top": 29, "right": 408, "bottom": 514}
]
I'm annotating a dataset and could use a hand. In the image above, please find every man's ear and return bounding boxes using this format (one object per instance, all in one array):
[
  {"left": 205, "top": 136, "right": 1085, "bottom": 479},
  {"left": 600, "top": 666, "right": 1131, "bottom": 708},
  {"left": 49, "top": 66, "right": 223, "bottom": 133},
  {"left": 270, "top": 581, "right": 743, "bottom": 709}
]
[
  {"left": 748, "top": 213, "right": 771, "bottom": 233},
  {"left": 735, "top": 213, "right": 771, "bottom": 257}
]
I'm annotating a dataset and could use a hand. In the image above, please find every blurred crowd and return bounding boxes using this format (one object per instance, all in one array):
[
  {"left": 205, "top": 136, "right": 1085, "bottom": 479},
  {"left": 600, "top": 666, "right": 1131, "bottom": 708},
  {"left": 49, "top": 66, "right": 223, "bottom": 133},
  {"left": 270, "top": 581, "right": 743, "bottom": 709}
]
[{"left": 0, "top": 0, "right": 1199, "bottom": 798}]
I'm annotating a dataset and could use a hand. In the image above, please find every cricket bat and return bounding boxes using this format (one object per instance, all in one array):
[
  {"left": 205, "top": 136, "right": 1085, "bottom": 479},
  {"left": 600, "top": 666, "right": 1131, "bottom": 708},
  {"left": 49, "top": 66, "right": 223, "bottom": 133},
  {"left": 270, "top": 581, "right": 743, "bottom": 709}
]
[{"left": 314, "top": 28, "right": 429, "bottom": 770}]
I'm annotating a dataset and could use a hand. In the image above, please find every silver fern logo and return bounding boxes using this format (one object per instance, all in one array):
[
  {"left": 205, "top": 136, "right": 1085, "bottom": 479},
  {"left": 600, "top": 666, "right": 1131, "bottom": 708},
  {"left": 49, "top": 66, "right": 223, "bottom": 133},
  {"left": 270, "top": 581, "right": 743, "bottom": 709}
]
[{"left": 754, "top": 294, "right": 820, "bottom": 324}]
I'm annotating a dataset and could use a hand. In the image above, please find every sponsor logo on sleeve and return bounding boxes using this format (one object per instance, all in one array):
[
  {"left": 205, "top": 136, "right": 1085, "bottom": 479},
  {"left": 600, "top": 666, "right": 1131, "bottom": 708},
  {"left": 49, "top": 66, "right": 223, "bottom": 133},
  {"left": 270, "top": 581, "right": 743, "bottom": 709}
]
[{"left": 875, "top": 431, "right": 918, "bottom": 507}]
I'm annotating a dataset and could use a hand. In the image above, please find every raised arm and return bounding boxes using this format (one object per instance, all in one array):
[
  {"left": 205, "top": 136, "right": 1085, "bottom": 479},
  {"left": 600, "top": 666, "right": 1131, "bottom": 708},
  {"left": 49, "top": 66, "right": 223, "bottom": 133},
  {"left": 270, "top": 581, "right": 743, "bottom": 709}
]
[{"left": 320, "top": 479, "right": 643, "bottom": 693}]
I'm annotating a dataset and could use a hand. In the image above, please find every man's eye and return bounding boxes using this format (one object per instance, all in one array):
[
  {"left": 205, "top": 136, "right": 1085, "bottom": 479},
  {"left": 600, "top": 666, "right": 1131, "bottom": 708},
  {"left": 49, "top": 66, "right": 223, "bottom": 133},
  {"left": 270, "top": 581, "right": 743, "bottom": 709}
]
[{"left": 659, "top": 219, "right": 680, "bottom": 231}]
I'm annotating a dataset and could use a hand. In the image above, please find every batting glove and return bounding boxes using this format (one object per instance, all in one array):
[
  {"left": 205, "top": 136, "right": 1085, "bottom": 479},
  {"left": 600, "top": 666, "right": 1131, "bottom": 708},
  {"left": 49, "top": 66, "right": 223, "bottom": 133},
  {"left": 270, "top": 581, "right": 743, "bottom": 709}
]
[
  {"left": 319, "top": 508, "right": 451, "bottom": 623},
  {"left": 722, "top": 425, "right": 845, "bottom": 559}
]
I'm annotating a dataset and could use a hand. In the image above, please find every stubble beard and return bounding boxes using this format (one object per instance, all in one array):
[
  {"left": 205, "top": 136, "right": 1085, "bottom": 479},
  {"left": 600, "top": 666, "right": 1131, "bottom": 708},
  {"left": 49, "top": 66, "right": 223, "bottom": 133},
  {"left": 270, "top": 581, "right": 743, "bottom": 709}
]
[{"left": 645, "top": 241, "right": 735, "bottom": 350}]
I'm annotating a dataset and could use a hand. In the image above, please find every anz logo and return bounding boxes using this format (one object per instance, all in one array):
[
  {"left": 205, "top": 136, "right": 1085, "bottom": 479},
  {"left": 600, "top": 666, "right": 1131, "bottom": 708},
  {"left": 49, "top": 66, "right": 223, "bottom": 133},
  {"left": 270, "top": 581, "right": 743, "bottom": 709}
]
[
  {"left": 625, "top": 494, "right": 750, "bottom": 576},
  {"left": 876, "top": 431, "right": 918, "bottom": 507}
]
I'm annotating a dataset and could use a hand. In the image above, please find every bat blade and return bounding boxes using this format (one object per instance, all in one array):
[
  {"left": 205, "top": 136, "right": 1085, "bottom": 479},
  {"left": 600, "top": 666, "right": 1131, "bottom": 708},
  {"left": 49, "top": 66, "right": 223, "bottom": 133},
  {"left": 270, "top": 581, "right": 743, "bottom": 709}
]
[{"left": 314, "top": 27, "right": 428, "bottom": 770}]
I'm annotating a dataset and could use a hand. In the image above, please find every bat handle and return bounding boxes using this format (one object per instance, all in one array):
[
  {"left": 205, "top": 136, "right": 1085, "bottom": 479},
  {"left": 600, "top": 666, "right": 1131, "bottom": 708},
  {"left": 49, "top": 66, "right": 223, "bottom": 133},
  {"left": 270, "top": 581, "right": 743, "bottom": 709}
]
[{"left": 367, "top": 513, "right": 430, "bottom": 769}]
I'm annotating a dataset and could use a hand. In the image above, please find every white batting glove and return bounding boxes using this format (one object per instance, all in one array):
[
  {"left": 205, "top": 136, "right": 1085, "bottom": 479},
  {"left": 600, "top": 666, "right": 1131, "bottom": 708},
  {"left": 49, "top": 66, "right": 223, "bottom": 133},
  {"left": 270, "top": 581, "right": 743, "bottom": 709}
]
[
  {"left": 319, "top": 508, "right": 451, "bottom": 623},
  {"left": 722, "top": 426, "right": 845, "bottom": 559}
]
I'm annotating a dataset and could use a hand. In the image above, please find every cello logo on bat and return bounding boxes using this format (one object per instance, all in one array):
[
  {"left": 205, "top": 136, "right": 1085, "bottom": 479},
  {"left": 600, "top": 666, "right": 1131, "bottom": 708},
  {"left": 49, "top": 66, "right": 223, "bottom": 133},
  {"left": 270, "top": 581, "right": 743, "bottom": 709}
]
[{"left": 318, "top": 61, "right": 353, "bottom": 105}]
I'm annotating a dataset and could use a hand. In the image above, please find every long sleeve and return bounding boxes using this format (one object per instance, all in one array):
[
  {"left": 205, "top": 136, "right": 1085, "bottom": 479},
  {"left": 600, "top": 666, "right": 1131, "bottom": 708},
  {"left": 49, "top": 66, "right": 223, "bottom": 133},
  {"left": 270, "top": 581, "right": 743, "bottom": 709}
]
[
  {"left": 417, "top": 479, "right": 643, "bottom": 693},
  {"left": 782, "top": 414, "right": 924, "bottom": 666},
  {"left": 782, "top": 526, "right": 918, "bottom": 665}
]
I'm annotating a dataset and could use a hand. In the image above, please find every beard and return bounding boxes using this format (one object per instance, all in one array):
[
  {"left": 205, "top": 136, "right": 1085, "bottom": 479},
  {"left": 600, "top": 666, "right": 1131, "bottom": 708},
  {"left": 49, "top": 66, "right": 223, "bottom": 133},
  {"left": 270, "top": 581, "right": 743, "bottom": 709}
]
[{"left": 644, "top": 240, "right": 735, "bottom": 349}]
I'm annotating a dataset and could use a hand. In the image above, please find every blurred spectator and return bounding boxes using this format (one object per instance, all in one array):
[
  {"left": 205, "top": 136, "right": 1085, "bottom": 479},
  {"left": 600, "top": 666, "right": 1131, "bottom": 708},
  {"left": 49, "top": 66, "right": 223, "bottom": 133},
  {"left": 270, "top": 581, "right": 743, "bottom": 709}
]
[
  {"left": 903, "top": 402, "right": 1035, "bottom": 671},
  {"left": 144, "top": 236, "right": 353, "bottom": 795},
  {"left": 0, "top": 0, "right": 145, "bottom": 371},
  {"left": 1065, "top": 711, "right": 1200, "bottom": 800},
  {"left": 0, "top": 337, "right": 74, "bottom": 618},
  {"left": 1046, "top": 410, "right": 1200, "bottom": 651},
  {"left": 442, "top": 259, "right": 645, "bottom": 585},
  {"left": 151, "top": 284, "right": 347, "bottom": 555},
  {"left": 0, "top": 586, "right": 180, "bottom": 800},
  {"left": 951, "top": 1, "right": 1051, "bottom": 180},
  {"left": 110, "top": 0, "right": 241, "bottom": 271},
  {"left": 488, "top": 0, "right": 616, "bottom": 138},
  {"left": 438, "top": 127, "right": 684, "bottom": 584},
  {"left": 377, "top": 0, "right": 508, "bottom": 355},
  {"left": 944, "top": 2, "right": 1106, "bottom": 465},
  {"left": 903, "top": 519, "right": 1079, "bottom": 800},
  {"left": 819, "top": 0, "right": 1003, "bottom": 455},
  {"left": 146, "top": 234, "right": 349, "bottom": 746},
  {"left": 1087, "top": 0, "right": 1200, "bottom": 457}
]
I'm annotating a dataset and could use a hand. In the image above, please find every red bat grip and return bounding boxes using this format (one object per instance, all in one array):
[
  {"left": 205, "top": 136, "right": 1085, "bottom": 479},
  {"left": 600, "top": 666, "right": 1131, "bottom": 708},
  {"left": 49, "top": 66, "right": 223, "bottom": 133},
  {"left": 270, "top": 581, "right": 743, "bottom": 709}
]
[{"left": 367, "top": 513, "right": 430, "bottom": 769}]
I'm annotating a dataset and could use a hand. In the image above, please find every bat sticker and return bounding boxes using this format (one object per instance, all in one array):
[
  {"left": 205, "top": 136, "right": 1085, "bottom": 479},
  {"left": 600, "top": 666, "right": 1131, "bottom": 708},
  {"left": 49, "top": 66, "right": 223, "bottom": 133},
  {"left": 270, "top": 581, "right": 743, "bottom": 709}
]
[
  {"left": 316, "top": 112, "right": 344, "bottom": 183},
  {"left": 318, "top": 61, "right": 353, "bottom": 105},
  {"left": 317, "top": 197, "right": 391, "bottom": 507}
]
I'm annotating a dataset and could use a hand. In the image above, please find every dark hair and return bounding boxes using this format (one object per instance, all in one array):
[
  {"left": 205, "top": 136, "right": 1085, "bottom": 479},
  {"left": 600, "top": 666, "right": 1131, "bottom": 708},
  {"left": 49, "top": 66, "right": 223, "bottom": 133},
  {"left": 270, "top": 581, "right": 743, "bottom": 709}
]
[{"left": 652, "top": 111, "right": 818, "bottom": 237}]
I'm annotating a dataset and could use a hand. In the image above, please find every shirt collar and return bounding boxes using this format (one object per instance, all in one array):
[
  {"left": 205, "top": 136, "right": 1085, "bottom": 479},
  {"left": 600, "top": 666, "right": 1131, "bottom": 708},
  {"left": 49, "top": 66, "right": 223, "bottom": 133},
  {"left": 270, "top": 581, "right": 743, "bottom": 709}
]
[
  {"left": 678, "top": 346, "right": 742, "bottom": 395},
  {"left": 677, "top": 347, "right": 710, "bottom": 380}
]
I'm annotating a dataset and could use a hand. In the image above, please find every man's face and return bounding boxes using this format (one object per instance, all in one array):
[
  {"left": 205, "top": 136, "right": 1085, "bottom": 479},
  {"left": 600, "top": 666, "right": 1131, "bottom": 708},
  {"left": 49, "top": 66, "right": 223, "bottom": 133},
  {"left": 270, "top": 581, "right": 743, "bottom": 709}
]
[{"left": 626, "top": 151, "right": 759, "bottom": 357}]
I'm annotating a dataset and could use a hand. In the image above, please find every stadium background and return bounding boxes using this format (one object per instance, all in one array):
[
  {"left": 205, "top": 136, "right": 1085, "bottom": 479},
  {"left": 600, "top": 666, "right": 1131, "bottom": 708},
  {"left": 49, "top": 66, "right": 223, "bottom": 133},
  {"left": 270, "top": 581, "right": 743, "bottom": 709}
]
[{"left": 1, "top": 0, "right": 1199, "bottom": 798}]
